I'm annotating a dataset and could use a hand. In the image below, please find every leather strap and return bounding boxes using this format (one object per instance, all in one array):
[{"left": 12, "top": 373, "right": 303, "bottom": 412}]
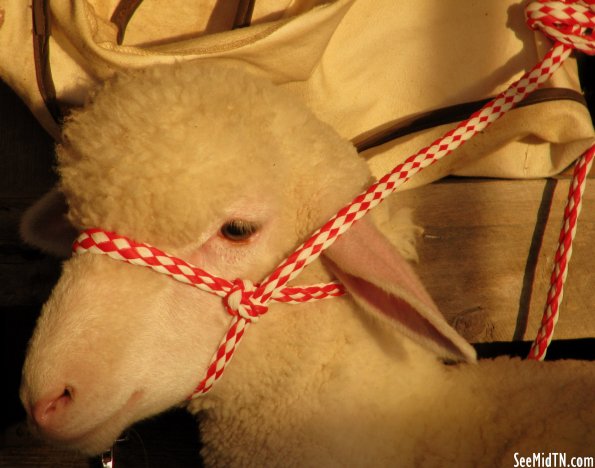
[
  {"left": 233, "top": 0, "right": 256, "bottom": 29},
  {"left": 110, "top": 0, "right": 144, "bottom": 45},
  {"left": 32, "top": 0, "right": 62, "bottom": 124},
  {"left": 110, "top": 0, "right": 255, "bottom": 45},
  {"left": 31, "top": 0, "right": 256, "bottom": 128},
  {"left": 354, "top": 88, "right": 588, "bottom": 153}
]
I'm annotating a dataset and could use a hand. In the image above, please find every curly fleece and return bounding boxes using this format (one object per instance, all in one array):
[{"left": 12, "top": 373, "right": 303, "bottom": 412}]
[
  {"left": 57, "top": 62, "right": 372, "bottom": 250},
  {"left": 24, "top": 62, "right": 595, "bottom": 466}
]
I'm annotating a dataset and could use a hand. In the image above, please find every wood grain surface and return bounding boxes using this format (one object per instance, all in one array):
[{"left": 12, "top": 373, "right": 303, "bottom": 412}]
[{"left": 396, "top": 177, "right": 595, "bottom": 343}]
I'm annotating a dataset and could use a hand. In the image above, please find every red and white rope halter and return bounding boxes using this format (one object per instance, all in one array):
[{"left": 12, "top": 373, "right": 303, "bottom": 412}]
[{"left": 73, "top": 0, "right": 595, "bottom": 397}]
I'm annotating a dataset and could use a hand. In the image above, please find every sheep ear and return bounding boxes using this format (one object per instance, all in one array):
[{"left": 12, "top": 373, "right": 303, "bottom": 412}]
[
  {"left": 20, "top": 188, "right": 79, "bottom": 258},
  {"left": 323, "top": 217, "right": 476, "bottom": 363}
]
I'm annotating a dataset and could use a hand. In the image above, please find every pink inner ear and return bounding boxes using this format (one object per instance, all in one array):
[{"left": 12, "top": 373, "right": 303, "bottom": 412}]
[
  {"left": 323, "top": 218, "right": 476, "bottom": 362},
  {"left": 326, "top": 263, "right": 473, "bottom": 361}
]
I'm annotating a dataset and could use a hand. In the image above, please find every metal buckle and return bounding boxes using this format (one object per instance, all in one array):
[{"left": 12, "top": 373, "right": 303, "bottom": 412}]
[{"left": 99, "top": 431, "right": 129, "bottom": 468}]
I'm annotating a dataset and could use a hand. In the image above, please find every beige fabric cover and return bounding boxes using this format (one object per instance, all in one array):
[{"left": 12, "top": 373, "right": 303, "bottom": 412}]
[{"left": 0, "top": 0, "right": 593, "bottom": 187}]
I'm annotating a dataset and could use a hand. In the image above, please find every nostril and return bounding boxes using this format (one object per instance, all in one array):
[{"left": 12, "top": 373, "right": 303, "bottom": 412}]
[{"left": 32, "top": 386, "right": 74, "bottom": 428}]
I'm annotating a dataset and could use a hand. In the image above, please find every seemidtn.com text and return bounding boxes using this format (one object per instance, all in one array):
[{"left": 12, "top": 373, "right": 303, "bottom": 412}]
[{"left": 514, "top": 452, "right": 594, "bottom": 468}]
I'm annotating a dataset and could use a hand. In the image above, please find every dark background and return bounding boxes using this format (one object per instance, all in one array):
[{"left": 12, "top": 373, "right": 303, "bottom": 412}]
[{"left": 579, "top": 55, "right": 595, "bottom": 121}]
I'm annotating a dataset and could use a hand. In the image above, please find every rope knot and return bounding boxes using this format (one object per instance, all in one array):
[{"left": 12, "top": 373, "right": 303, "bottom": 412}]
[
  {"left": 526, "top": 0, "right": 595, "bottom": 55},
  {"left": 223, "top": 279, "right": 268, "bottom": 322}
]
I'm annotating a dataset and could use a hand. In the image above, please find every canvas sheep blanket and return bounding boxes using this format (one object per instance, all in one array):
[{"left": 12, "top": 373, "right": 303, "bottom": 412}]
[{"left": 0, "top": 0, "right": 593, "bottom": 186}]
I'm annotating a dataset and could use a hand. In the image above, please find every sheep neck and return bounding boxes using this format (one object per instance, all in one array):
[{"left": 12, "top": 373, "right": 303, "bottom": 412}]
[{"left": 188, "top": 291, "right": 453, "bottom": 466}]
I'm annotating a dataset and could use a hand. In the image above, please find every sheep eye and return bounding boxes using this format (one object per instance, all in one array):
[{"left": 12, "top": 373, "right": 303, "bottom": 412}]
[{"left": 220, "top": 219, "right": 259, "bottom": 242}]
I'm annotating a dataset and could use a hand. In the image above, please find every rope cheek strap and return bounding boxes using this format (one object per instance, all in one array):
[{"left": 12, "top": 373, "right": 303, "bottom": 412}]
[
  {"left": 72, "top": 0, "right": 595, "bottom": 397},
  {"left": 73, "top": 230, "right": 347, "bottom": 394}
]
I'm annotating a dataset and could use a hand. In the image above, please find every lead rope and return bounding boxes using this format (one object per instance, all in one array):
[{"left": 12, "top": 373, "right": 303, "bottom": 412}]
[
  {"left": 525, "top": 0, "right": 595, "bottom": 360},
  {"left": 528, "top": 145, "right": 595, "bottom": 359},
  {"left": 75, "top": 0, "right": 595, "bottom": 400}
]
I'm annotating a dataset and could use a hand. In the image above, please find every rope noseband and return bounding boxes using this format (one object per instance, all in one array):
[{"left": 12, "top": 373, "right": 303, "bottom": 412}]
[
  {"left": 73, "top": 229, "right": 347, "bottom": 394},
  {"left": 73, "top": 0, "right": 595, "bottom": 397}
]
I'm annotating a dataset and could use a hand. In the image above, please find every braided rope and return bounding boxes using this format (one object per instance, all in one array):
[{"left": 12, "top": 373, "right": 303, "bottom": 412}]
[
  {"left": 73, "top": 0, "right": 595, "bottom": 394},
  {"left": 525, "top": 0, "right": 595, "bottom": 360},
  {"left": 75, "top": 229, "right": 232, "bottom": 297},
  {"left": 251, "top": 43, "right": 573, "bottom": 305},
  {"left": 528, "top": 146, "right": 595, "bottom": 360},
  {"left": 73, "top": 230, "right": 347, "bottom": 395},
  {"left": 74, "top": 230, "right": 346, "bottom": 304},
  {"left": 526, "top": 0, "right": 595, "bottom": 54}
]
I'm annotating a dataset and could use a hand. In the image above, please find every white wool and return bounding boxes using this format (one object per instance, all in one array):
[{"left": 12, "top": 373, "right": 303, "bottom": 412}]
[{"left": 19, "top": 61, "right": 595, "bottom": 466}]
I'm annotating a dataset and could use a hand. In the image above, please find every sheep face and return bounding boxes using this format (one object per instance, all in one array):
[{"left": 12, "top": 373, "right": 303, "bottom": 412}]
[{"left": 19, "top": 63, "right": 370, "bottom": 454}]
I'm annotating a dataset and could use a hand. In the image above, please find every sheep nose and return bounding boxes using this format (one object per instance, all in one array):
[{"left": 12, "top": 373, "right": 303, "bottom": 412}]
[{"left": 31, "top": 386, "right": 74, "bottom": 429}]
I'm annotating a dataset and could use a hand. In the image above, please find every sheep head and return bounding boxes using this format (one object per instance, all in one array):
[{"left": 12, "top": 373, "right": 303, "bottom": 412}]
[
  {"left": 19, "top": 62, "right": 371, "bottom": 454},
  {"left": 20, "top": 62, "right": 474, "bottom": 455}
]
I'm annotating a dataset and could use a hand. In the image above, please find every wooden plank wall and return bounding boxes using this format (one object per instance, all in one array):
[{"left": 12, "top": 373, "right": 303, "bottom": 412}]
[{"left": 397, "top": 177, "right": 595, "bottom": 344}]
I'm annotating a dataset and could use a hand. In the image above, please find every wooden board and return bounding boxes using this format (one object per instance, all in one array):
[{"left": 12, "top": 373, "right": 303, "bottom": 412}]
[{"left": 396, "top": 177, "right": 595, "bottom": 343}]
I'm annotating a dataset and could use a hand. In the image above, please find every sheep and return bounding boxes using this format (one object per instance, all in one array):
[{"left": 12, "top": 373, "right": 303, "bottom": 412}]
[{"left": 19, "top": 61, "right": 595, "bottom": 467}]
